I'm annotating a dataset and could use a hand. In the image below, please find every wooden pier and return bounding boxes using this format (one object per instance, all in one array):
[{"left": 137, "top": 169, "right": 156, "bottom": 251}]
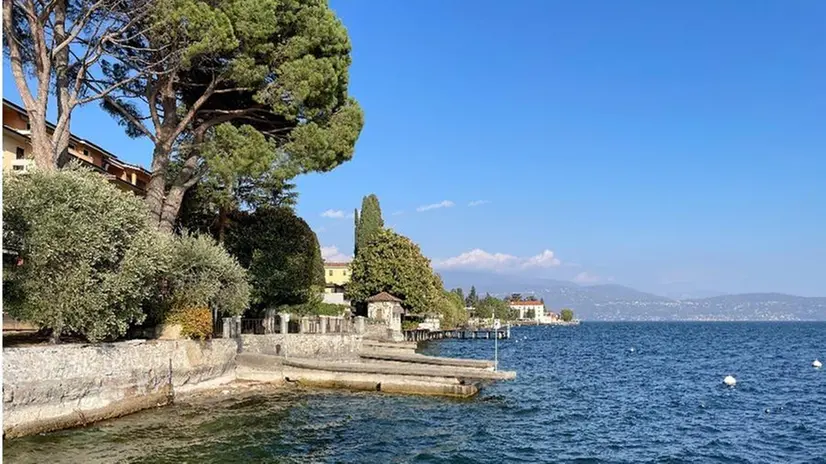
[{"left": 403, "top": 326, "right": 511, "bottom": 342}]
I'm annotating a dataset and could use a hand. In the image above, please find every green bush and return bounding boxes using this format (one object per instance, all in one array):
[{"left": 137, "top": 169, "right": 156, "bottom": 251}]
[
  {"left": 161, "top": 234, "right": 250, "bottom": 320},
  {"left": 560, "top": 308, "right": 574, "bottom": 322},
  {"left": 277, "top": 290, "right": 349, "bottom": 316},
  {"left": 166, "top": 306, "right": 213, "bottom": 339},
  {"left": 2, "top": 165, "right": 167, "bottom": 342},
  {"left": 224, "top": 207, "right": 324, "bottom": 310}
]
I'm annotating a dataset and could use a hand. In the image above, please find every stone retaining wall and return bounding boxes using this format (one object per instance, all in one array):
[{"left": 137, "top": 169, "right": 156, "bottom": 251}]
[
  {"left": 3, "top": 339, "right": 238, "bottom": 438},
  {"left": 239, "top": 333, "right": 362, "bottom": 360}
]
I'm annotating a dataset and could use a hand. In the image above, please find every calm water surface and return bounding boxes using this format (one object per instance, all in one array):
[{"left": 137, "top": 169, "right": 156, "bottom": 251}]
[{"left": 5, "top": 322, "right": 826, "bottom": 463}]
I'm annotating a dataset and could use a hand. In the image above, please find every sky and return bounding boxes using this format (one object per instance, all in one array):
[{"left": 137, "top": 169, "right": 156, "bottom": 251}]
[{"left": 4, "top": 1, "right": 825, "bottom": 297}]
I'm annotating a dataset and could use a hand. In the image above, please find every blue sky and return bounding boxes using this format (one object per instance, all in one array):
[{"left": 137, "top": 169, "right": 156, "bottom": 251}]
[{"left": 4, "top": 1, "right": 825, "bottom": 297}]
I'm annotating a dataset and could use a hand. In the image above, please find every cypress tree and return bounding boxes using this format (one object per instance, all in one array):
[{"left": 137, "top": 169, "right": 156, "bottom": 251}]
[
  {"left": 356, "top": 194, "right": 384, "bottom": 253},
  {"left": 353, "top": 208, "right": 360, "bottom": 256}
]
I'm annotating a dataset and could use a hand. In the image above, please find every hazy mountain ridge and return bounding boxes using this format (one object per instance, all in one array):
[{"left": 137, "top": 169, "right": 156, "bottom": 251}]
[{"left": 438, "top": 271, "right": 826, "bottom": 321}]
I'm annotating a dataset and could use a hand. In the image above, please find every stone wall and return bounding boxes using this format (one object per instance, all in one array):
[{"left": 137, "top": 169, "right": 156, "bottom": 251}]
[
  {"left": 239, "top": 333, "right": 361, "bottom": 360},
  {"left": 3, "top": 338, "right": 237, "bottom": 438}
]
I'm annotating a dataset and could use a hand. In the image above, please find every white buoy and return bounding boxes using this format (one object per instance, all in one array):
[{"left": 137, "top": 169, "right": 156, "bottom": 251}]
[
  {"left": 813, "top": 359, "right": 822, "bottom": 368},
  {"left": 629, "top": 347, "right": 635, "bottom": 353},
  {"left": 723, "top": 375, "right": 736, "bottom": 386}
]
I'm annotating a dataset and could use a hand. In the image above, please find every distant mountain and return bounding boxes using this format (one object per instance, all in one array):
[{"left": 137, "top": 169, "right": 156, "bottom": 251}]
[{"left": 438, "top": 271, "right": 826, "bottom": 321}]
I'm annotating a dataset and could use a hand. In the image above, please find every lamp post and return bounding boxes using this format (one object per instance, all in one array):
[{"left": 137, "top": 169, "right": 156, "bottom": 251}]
[{"left": 493, "top": 319, "right": 501, "bottom": 371}]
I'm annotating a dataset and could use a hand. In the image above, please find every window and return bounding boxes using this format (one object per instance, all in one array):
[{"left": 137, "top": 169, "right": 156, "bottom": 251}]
[
  {"left": 25, "top": 122, "right": 30, "bottom": 130},
  {"left": 68, "top": 143, "right": 76, "bottom": 151},
  {"left": 328, "top": 270, "right": 333, "bottom": 276},
  {"left": 15, "top": 147, "right": 25, "bottom": 160},
  {"left": 83, "top": 149, "right": 89, "bottom": 156},
  {"left": 12, "top": 165, "right": 24, "bottom": 171}
]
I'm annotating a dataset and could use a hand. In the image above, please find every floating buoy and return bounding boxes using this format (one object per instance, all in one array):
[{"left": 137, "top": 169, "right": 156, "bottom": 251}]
[
  {"left": 813, "top": 359, "right": 822, "bottom": 368},
  {"left": 723, "top": 375, "right": 737, "bottom": 386},
  {"left": 629, "top": 347, "right": 635, "bottom": 353}
]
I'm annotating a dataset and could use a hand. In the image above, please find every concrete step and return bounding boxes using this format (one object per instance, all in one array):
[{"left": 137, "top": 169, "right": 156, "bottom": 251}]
[
  {"left": 282, "top": 357, "right": 516, "bottom": 381},
  {"left": 359, "top": 351, "right": 495, "bottom": 370},
  {"left": 362, "top": 340, "right": 418, "bottom": 350}
]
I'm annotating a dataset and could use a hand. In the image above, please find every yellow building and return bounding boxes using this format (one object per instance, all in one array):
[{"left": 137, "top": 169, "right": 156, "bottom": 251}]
[
  {"left": 323, "top": 261, "right": 351, "bottom": 292},
  {"left": 2, "top": 99, "right": 151, "bottom": 195}
]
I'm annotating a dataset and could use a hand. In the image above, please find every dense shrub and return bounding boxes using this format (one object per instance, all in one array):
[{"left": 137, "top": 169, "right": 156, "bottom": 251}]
[
  {"left": 224, "top": 207, "right": 324, "bottom": 310},
  {"left": 166, "top": 307, "right": 213, "bottom": 339},
  {"left": 161, "top": 234, "right": 250, "bottom": 319},
  {"left": 277, "top": 291, "right": 349, "bottom": 316},
  {"left": 2, "top": 166, "right": 167, "bottom": 342},
  {"left": 560, "top": 308, "right": 575, "bottom": 322}
]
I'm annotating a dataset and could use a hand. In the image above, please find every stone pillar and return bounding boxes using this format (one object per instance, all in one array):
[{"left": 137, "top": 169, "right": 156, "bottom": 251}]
[
  {"left": 299, "top": 317, "right": 308, "bottom": 334},
  {"left": 264, "top": 309, "right": 277, "bottom": 334},
  {"left": 319, "top": 315, "right": 327, "bottom": 334},
  {"left": 232, "top": 316, "right": 242, "bottom": 338},
  {"left": 222, "top": 317, "right": 232, "bottom": 339},
  {"left": 280, "top": 313, "right": 290, "bottom": 334},
  {"left": 355, "top": 316, "right": 366, "bottom": 334}
]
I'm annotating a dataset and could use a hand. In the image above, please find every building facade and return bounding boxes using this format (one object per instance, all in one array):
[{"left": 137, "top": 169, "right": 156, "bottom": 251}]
[
  {"left": 322, "top": 261, "right": 351, "bottom": 306},
  {"left": 323, "top": 261, "right": 351, "bottom": 291},
  {"left": 2, "top": 99, "right": 151, "bottom": 195},
  {"left": 508, "top": 300, "right": 545, "bottom": 321}
]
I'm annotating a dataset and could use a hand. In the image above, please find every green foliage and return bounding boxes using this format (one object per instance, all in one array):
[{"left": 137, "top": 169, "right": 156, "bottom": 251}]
[
  {"left": 402, "top": 320, "right": 419, "bottom": 331},
  {"left": 102, "top": 0, "right": 365, "bottom": 228},
  {"left": 355, "top": 194, "right": 383, "bottom": 256},
  {"left": 166, "top": 307, "right": 213, "bottom": 339},
  {"left": 278, "top": 291, "right": 347, "bottom": 317},
  {"left": 347, "top": 228, "right": 442, "bottom": 315},
  {"left": 353, "top": 208, "right": 359, "bottom": 255},
  {"left": 475, "top": 294, "right": 514, "bottom": 321},
  {"left": 439, "top": 290, "right": 469, "bottom": 329},
  {"left": 452, "top": 288, "right": 465, "bottom": 303},
  {"left": 560, "top": 308, "right": 575, "bottom": 322},
  {"left": 225, "top": 207, "right": 323, "bottom": 309},
  {"left": 466, "top": 286, "right": 479, "bottom": 307},
  {"left": 160, "top": 234, "right": 250, "bottom": 319},
  {"left": 2, "top": 166, "right": 166, "bottom": 342}
]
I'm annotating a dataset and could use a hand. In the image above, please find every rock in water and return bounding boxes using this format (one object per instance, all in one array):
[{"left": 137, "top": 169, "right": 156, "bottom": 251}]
[{"left": 723, "top": 375, "right": 737, "bottom": 386}]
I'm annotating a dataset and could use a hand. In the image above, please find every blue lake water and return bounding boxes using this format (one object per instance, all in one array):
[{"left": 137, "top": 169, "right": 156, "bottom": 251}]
[{"left": 4, "top": 322, "right": 826, "bottom": 463}]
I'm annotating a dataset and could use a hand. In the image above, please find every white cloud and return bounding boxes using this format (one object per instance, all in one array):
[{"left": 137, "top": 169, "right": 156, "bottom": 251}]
[
  {"left": 468, "top": 200, "right": 491, "bottom": 207},
  {"left": 321, "top": 209, "right": 346, "bottom": 219},
  {"left": 321, "top": 245, "right": 351, "bottom": 263},
  {"left": 435, "top": 248, "right": 562, "bottom": 271},
  {"left": 416, "top": 200, "right": 454, "bottom": 212},
  {"left": 522, "top": 249, "right": 561, "bottom": 268},
  {"left": 435, "top": 249, "right": 518, "bottom": 270},
  {"left": 392, "top": 210, "right": 404, "bottom": 216}
]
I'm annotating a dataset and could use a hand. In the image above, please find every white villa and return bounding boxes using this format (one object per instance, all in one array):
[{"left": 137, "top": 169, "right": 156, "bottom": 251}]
[{"left": 508, "top": 300, "right": 545, "bottom": 321}]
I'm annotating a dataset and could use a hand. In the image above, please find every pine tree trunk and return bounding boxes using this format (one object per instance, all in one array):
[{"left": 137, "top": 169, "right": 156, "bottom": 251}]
[{"left": 158, "top": 186, "right": 186, "bottom": 233}]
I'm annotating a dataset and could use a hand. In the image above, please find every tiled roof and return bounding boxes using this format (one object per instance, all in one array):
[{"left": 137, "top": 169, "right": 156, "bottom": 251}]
[
  {"left": 508, "top": 301, "right": 544, "bottom": 306},
  {"left": 324, "top": 261, "right": 351, "bottom": 267},
  {"left": 366, "top": 292, "right": 403, "bottom": 303}
]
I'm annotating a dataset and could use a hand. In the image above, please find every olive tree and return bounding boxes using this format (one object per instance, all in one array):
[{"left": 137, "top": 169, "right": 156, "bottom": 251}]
[{"left": 2, "top": 165, "right": 167, "bottom": 342}]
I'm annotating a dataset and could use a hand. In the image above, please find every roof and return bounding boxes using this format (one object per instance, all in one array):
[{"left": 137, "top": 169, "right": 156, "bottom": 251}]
[
  {"left": 366, "top": 292, "right": 403, "bottom": 303},
  {"left": 324, "top": 261, "right": 351, "bottom": 268},
  {"left": 3, "top": 99, "right": 151, "bottom": 176},
  {"left": 508, "top": 300, "right": 544, "bottom": 306}
]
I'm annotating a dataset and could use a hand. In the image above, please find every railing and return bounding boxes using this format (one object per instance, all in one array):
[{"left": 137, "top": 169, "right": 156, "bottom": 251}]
[
  {"left": 212, "top": 317, "right": 224, "bottom": 338},
  {"left": 241, "top": 318, "right": 266, "bottom": 335},
  {"left": 219, "top": 314, "right": 359, "bottom": 338}
]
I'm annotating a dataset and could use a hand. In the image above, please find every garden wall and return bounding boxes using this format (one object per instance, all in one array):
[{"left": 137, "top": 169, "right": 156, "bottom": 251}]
[{"left": 239, "top": 333, "right": 362, "bottom": 360}]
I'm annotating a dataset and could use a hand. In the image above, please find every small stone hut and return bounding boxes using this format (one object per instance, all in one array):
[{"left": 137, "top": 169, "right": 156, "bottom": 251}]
[{"left": 366, "top": 292, "right": 404, "bottom": 332}]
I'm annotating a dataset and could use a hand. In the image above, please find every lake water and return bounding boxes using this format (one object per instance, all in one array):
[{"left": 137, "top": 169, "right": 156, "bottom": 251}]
[{"left": 4, "top": 322, "right": 826, "bottom": 463}]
